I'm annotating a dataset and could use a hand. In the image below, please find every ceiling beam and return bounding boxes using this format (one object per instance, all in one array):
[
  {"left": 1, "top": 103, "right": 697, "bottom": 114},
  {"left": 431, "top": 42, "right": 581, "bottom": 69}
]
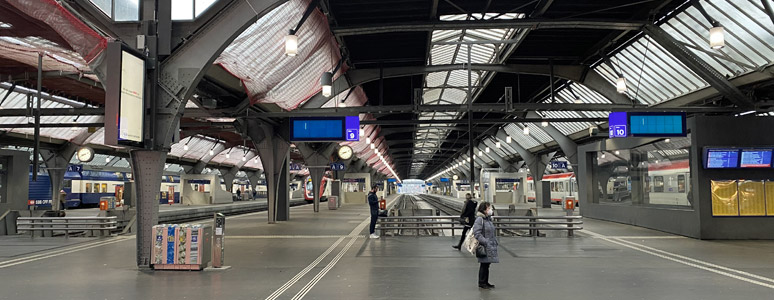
[
  {"left": 331, "top": 19, "right": 645, "bottom": 37},
  {"left": 257, "top": 103, "right": 734, "bottom": 117},
  {"left": 300, "top": 63, "right": 632, "bottom": 109},
  {"left": 362, "top": 117, "right": 607, "bottom": 125}
]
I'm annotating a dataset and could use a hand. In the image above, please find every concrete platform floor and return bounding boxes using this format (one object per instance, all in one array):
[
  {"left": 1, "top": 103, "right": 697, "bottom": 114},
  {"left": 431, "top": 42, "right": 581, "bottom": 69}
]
[{"left": 2, "top": 194, "right": 774, "bottom": 300}]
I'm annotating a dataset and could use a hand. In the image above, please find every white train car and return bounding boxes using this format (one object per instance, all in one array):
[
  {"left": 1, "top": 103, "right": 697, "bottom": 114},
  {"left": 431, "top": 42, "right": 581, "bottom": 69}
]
[
  {"left": 526, "top": 173, "right": 578, "bottom": 205},
  {"left": 643, "top": 160, "right": 690, "bottom": 206}
]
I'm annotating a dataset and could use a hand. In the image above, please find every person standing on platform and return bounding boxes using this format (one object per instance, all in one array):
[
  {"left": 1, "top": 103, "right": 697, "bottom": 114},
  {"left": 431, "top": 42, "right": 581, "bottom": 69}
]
[
  {"left": 367, "top": 185, "right": 380, "bottom": 239},
  {"left": 452, "top": 193, "right": 476, "bottom": 250},
  {"left": 473, "top": 202, "right": 498, "bottom": 289}
]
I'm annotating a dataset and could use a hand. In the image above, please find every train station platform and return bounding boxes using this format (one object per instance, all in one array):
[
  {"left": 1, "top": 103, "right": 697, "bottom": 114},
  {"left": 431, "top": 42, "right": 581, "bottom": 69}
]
[
  {"left": 2, "top": 194, "right": 774, "bottom": 299},
  {"left": 61, "top": 197, "right": 307, "bottom": 223}
]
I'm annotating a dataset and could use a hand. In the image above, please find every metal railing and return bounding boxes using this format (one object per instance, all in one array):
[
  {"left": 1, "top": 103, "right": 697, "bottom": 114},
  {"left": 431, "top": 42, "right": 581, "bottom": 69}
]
[
  {"left": 378, "top": 215, "right": 582, "bottom": 237},
  {"left": 16, "top": 216, "right": 118, "bottom": 238}
]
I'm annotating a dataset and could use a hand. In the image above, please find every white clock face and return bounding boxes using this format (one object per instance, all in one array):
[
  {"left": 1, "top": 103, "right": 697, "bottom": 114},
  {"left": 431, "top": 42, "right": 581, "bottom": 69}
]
[
  {"left": 338, "top": 146, "right": 353, "bottom": 160},
  {"left": 77, "top": 147, "right": 94, "bottom": 162},
  {"left": 453, "top": 175, "right": 459, "bottom": 180}
]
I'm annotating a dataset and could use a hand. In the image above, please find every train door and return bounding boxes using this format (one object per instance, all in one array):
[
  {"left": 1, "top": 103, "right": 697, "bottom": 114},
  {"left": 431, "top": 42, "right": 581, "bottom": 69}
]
[
  {"left": 654, "top": 176, "right": 664, "bottom": 192},
  {"left": 677, "top": 174, "right": 686, "bottom": 193}
]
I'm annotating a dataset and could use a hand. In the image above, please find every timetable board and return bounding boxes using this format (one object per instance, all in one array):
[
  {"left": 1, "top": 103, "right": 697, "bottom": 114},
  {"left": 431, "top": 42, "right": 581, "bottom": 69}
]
[
  {"left": 706, "top": 149, "right": 739, "bottom": 169},
  {"left": 704, "top": 147, "right": 774, "bottom": 169},
  {"left": 740, "top": 149, "right": 772, "bottom": 168}
]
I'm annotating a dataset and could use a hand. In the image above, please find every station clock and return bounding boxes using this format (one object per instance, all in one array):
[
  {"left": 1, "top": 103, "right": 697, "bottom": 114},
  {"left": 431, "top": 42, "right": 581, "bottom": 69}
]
[
  {"left": 337, "top": 145, "right": 353, "bottom": 160},
  {"left": 76, "top": 146, "right": 95, "bottom": 163}
]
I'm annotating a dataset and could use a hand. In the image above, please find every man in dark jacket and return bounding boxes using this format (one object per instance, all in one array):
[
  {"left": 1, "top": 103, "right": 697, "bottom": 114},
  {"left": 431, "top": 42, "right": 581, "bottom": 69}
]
[
  {"left": 367, "top": 185, "right": 380, "bottom": 239},
  {"left": 453, "top": 193, "right": 477, "bottom": 250}
]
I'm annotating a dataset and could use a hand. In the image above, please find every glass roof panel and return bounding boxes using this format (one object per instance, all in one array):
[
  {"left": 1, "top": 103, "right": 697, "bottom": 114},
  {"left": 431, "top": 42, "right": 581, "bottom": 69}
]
[{"left": 413, "top": 13, "right": 526, "bottom": 176}]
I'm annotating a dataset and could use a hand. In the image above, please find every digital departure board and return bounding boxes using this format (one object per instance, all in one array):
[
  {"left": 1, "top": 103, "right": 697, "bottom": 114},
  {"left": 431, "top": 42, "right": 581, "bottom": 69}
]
[
  {"left": 608, "top": 112, "right": 686, "bottom": 138},
  {"left": 628, "top": 112, "right": 687, "bottom": 137},
  {"left": 740, "top": 149, "right": 773, "bottom": 168},
  {"left": 290, "top": 116, "right": 360, "bottom": 142},
  {"left": 705, "top": 149, "right": 739, "bottom": 169}
]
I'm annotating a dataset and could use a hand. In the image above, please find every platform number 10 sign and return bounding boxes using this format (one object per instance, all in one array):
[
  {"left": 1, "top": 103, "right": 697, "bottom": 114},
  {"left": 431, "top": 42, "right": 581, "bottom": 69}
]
[{"left": 609, "top": 125, "right": 627, "bottom": 138}]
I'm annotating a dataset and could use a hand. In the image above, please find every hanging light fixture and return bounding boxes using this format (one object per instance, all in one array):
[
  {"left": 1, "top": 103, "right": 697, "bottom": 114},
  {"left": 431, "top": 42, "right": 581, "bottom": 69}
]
[
  {"left": 615, "top": 150, "right": 620, "bottom": 155},
  {"left": 285, "top": 30, "right": 298, "bottom": 56},
  {"left": 541, "top": 121, "right": 549, "bottom": 127},
  {"left": 495, "top": 141, "right": 501, "bottom": 148},
  {"left": 485, "top": 147, "right": 490, "bottom": 153},
  {"left": 105, "top": 156, "right": 111, "bottom": 163},
  {"left": 359, "top": 128, "right": 365, "bottom": 137},
  {"left": 616, "top": 76, "right": 627, "bottom": 93},
  {"left": 242, "top": 155, "right": 247, "bottom": 162},
  {"left": 370, "top": 143, "right": 375, "bottom": 149},
  {"left": 209, "top": 149, "right": 214, "bottom": 156},
  {"left": 709, "top": 26, "right": 725, "bottom": 49},
  {"left": 665, "top": 138, "right": 671, "bottom": 143},
  {"left": 478, "top": 150, "right": 482, "bottom": 156},
  {"left": 321, "top": 72, "right": 333, "bottom": 97},
  {"left": 601, "top": 153, "right": 606, "bottom": 159},
  {"left": 523, "top": 126, "right": 530, "bottom": 135},
  {"left": 183, "top": 137, "right": 191, "bottom": 151},
  {"left": 506, "top": 135, "right": 512, "bottom": 143}
]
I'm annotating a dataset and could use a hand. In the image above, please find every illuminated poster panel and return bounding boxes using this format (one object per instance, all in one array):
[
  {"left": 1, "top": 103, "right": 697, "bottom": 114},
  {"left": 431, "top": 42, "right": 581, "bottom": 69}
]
[
  {"left": 119, "top": 51, "right": 145, "bottom": 144},
  {"left": 104, "top": 42, "right": 145, "bottom": 148}
]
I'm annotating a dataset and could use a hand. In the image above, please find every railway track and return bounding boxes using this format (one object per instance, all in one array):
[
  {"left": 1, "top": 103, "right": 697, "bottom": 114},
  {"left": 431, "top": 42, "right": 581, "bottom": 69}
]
[{"left": 416, "top": 194, "right": 462, "bottom": 216}]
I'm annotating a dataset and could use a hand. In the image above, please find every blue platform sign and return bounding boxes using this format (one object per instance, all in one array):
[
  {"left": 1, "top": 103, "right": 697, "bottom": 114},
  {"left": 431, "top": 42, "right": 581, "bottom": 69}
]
[
  {"left": 345, "top": 116, "right": 360, "bottom": 141},
  {"left": 550, "top": 161, "right": 568, "bottom": 169},
  {"left": 330, "top": 162, "right": 346, "bottom": 171},
  {"left": 608, "top": 112, "right": 628, "bottom": 138},
  {"left": 67, "top": 165, "right": 83, "bottom": 173},
  {"left": 387, "top": 178, "right": 397, "bottom": 183},
  {"left": 426, "top": 182, "right": 433, "bottom": 186},
  {"left": 289, "top": 163, "right": 303, "bottom": 171}
]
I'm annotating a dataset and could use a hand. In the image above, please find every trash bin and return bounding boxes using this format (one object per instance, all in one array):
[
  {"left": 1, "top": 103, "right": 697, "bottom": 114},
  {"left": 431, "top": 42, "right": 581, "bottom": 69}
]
[{"left": 327, "top": 196, "right": 338, "bottom": 210}]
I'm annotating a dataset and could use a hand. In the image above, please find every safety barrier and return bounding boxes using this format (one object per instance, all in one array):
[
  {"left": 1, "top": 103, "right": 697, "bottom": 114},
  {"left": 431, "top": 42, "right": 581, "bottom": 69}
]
[
  {"left": 16, "top": 216, "right": 118, "bottom": 238},
  {"left": 378, "top": 215, "right": 582, "bottom": 237}
]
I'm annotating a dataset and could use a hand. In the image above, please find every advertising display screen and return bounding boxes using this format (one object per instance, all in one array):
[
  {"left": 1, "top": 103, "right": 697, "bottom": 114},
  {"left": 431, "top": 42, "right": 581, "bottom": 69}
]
[
  {"left": 740, "top": 149, "right": 773, "bottom": 168},
  {"left": 118, "top": 50, "right": 145, "bottom": 144},
  {"left": 705, "top": 149, "right": 739, "bottom": 169}
]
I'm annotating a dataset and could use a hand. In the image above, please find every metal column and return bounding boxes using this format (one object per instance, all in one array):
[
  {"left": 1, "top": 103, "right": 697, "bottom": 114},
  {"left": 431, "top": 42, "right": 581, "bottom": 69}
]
[{"left": 130, "top": 150, "right": 166, "bottom": 268}]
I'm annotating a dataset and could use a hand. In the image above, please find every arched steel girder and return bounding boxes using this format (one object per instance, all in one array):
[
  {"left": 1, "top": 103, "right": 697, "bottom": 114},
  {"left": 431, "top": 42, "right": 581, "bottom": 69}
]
[
  {"left": 526, "top": 111, "right": 579, "bottom": 168},
  {"left": 300, "top": 63, "right": 632, "bottom": 109}
]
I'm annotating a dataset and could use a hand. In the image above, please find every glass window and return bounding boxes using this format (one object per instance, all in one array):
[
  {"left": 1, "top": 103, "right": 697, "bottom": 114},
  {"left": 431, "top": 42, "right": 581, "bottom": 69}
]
[
  {"left": 90, "top": 0, "right": 112, "bottom": 17},
  {"left": 86, "top": 183, "right": 92, "bottom": 193},
  {"left": 592, "top": 136, "right": 692, "bottom": 207},
  {"left": 102, "top": 183, "right": 108, "bottom": 193},
  {"left": 114, "top": 0, "right": 139, "bottom": 21},
  {"left": 172, "top": 0, "right": 194, "bottom": 20},
  {"left": 195, "top": 0, "right": 217, "bottom": 17}
]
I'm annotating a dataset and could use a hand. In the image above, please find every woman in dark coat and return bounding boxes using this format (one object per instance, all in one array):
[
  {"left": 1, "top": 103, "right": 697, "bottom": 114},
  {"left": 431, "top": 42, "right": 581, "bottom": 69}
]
[
  {"left": 452, "top": 193, "right": 476, "bottom": 250},
  {"left": 472, "top": 202, "right": 498, "bottom": 289}
]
